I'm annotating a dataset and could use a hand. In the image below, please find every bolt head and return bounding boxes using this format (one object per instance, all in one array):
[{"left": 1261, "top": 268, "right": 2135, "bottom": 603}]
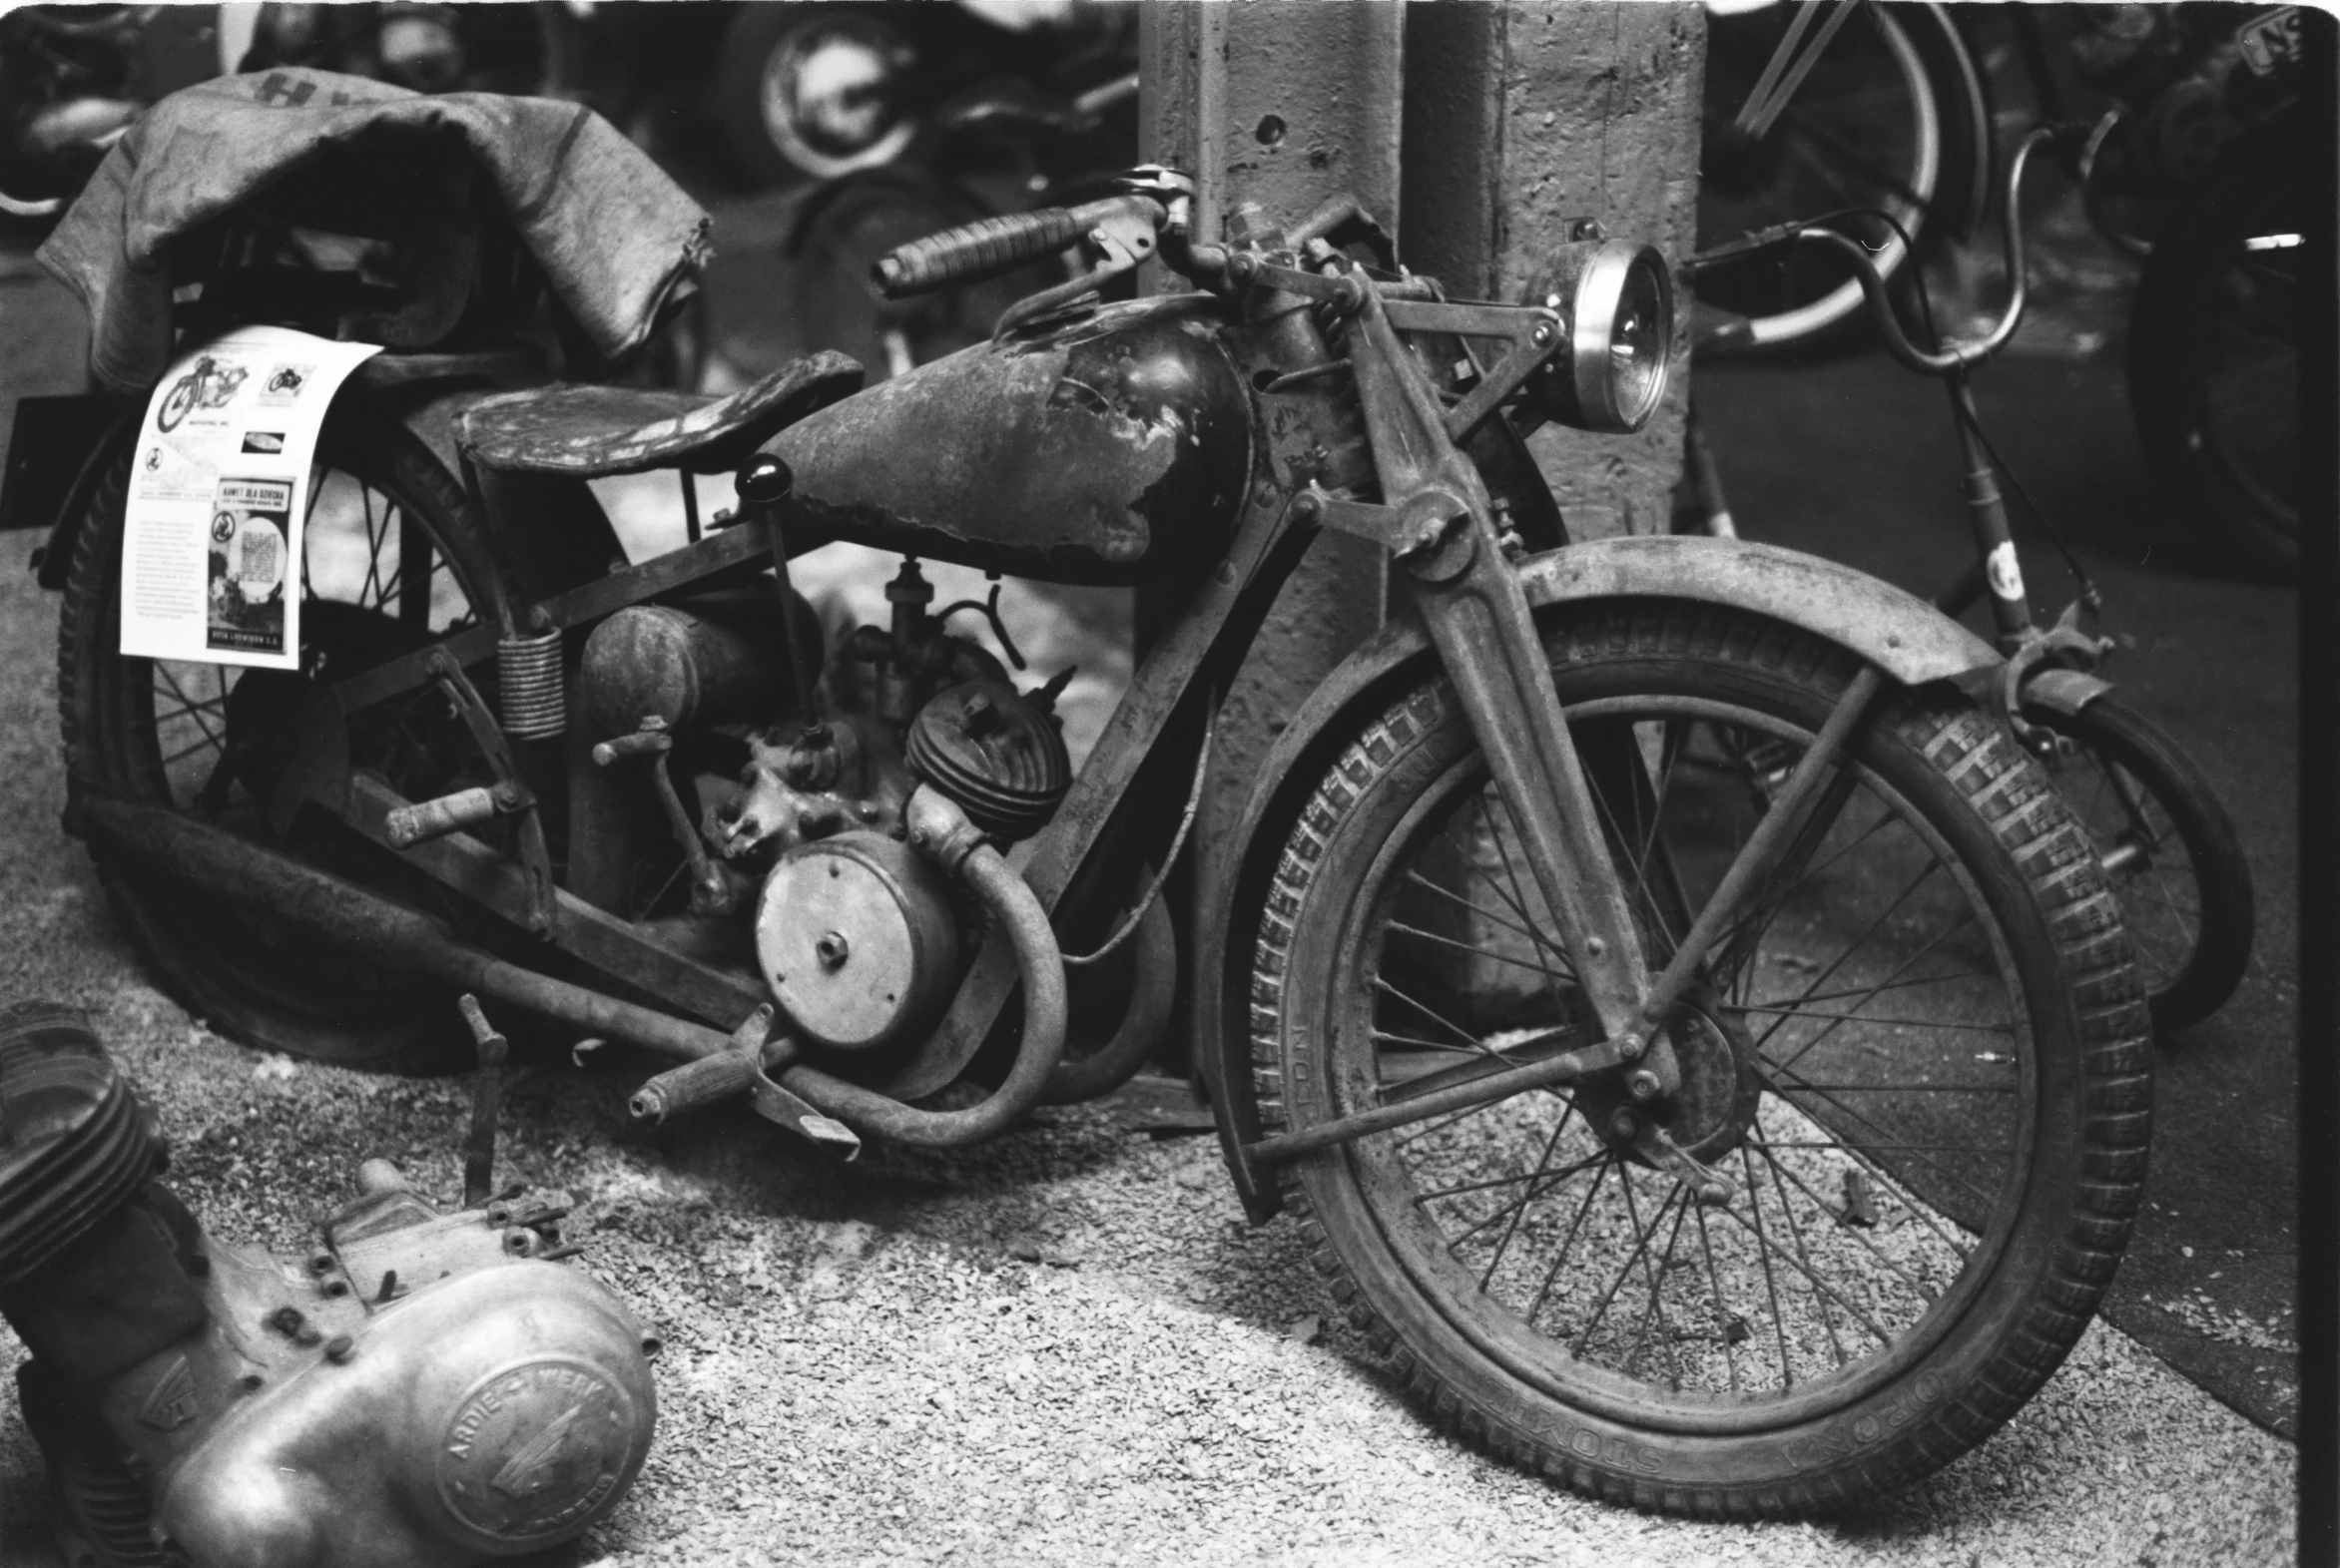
[
  {"left": 1531, "top": 321, "right": 1555, "bottom": 346},
  {"left": 1608, "top": 1108, "right": 1639, "bottom": 1140},
  {"left": 816, "top": 930, "right": 851, "bottom": 968},
  {"left": 1627, "top": 1069, "right": 1662, "bottom": 1101}
]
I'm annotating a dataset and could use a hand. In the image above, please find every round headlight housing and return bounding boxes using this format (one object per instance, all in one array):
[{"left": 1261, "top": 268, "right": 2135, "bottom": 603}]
[{"left": 1527, "top": 239, "right": 1676, "bottom": 434}]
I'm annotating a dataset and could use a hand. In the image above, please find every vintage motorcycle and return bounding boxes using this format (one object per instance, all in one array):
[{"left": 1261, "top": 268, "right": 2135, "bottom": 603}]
[
  {"left": 34, "top": 150, "right": 2149, "bottom": 1515},
  {"left": 154, "top": 353, "right": 249, "bottom": 432}
]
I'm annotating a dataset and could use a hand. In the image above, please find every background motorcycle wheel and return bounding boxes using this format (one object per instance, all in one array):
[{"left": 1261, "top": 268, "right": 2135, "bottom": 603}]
[
  {"left": 1252, "top": 602, "right": 2148, "bottom": 1515},
  {"left": 59, "top": 403, "right": 499, "bottom": 1072},
  {"left": 2025, "top": 695, "right": 2253, "bottom": 1034},
  {"left": 2127, "top": 113, "right": 2303, "bottom": 576},
  {"left": 716, "top": 2, "right": 919, "bottom": 190},
  {"left": 786, "top": 169, "right": 1039, "bottom": 377},
  {"left": 1695, "top": 0, "right": 1990, "bottom": 354}
]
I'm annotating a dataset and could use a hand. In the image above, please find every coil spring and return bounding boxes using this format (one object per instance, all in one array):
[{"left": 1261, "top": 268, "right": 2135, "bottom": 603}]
[{"left": 497, "top": 631, "right": 567, "bottom": 741}]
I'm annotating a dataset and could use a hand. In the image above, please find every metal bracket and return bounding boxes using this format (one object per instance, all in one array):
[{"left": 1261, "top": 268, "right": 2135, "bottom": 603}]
[
  {"left": 1998, "top": 601, "right": 2107, "bottom": 747},
  {"left": 1289, "top": 483, "right": 1465, "bottom": 562},
  {"left": 994, "top": 200, "right": 1170, "bottom": 340},
  {"left": 1380, "top": 298, "right": 1565, "bottom": 443}
]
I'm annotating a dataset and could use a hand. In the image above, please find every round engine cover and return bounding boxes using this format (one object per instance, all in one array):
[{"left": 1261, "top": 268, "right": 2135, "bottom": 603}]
[{"left": 756, "top": 830, "right": 959, "bottom": 1053}]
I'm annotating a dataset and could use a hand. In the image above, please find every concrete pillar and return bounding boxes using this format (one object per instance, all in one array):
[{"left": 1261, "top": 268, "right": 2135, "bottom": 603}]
[
  {"left": 1138, "top": 2, "right": 1401, "bottom": 850},
  {"left": 1404, "top": 1, "right": 1706, "bottom": 541},
  {"left": 1138, "top": 3, "right": 1705, "bottom": 1045}
]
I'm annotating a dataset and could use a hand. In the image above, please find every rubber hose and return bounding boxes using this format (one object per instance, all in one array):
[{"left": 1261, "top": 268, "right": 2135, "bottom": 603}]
[
  {"left": 777, "top": 841, "right": 1068, "bottom": 1147},
  {"left": 1041, "top": 890, "right": 1176, "bottom": 1106}
]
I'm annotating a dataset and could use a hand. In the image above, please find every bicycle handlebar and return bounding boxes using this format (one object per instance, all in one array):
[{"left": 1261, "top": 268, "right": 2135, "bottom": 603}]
[
  {"left": 1693, "top": 125, "right": 2079, "bottom": 376},
  {"left": 1839, "top": 126, "right": 2062, "bottom": 373}
]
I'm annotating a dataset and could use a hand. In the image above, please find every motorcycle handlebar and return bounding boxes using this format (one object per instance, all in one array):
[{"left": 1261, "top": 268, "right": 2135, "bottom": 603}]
[{"left": 874, "top": 195, "right": 1161, "bottom": 299}]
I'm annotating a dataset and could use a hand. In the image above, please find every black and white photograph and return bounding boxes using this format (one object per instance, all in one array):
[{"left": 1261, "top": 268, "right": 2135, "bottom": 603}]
[{"left": 0, "top": 2, "right": 2325, "bottom": 1565}]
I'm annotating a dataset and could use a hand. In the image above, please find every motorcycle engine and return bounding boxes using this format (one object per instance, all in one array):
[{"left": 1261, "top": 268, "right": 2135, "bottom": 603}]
[
  {"left": 575, "top": 559, "right": 1074, "bottom": 1068},
  {"left": 0, "top": 1003, "right": 658, "bottom": 1568}
]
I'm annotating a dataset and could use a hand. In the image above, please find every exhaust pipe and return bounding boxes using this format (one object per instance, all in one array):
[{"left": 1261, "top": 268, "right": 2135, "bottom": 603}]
[{"left": 80, "top": 796, "right": 738, "bottom": 1066}]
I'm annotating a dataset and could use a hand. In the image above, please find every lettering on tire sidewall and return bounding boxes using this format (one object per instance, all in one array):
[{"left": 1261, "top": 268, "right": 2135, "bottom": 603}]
[{"left": 1775, "top": 1368, "right": 1952, "bottom": 1471}]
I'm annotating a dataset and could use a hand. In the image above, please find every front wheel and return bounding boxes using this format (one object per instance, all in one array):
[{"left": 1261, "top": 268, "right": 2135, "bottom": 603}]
[
  {"left": 1253, "top": 603, "right": 2149, "bottom": 1514},
  {"left": 2027, "top": 696, "right": 2253, "bottom": 1034},
  {"left": 156, "top": 377, "right": 197, "bottom": 433}
]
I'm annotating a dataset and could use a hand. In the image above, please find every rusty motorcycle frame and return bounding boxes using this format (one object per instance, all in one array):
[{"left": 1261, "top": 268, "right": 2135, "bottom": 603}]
[{"left": 40, "top": 168, "right": 2152, "bottom": 1515}]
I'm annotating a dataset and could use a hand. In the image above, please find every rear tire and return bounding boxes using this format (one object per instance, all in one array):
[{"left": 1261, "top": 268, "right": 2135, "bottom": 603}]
[
  {"left": 2025, "top": 695, "right": 2253, "bottom": 1034},
  {"left": 58, "top": 401, "right": 499, "bottom": 1072},
  {"left": 1253, "top": 602, "right": 2150, "bottom": 1514}
]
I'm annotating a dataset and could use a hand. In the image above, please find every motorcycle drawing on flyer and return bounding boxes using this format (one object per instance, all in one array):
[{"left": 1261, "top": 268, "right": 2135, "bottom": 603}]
[
  {"left": 16, "top": 90, "right": 2158, "bottom": 1519},
  {"left": 155, "top": 354, "right": 248, "bottom": 432}
]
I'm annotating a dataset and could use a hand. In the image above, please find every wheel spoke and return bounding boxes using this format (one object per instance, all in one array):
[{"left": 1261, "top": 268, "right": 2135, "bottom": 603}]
[
  {"left": 1757, "top": 1058, "right": 2002, "bottom": 1212},
  {"left": 1473, "top": 1107, "right": 1575, "bottom": 1290},
  {"left": 154, "top": 666, "right": 224, "bottom": 752},
  {"left": 1384, "top": 918, "right": 1570, "bottom": 976},
  {"left": 1739, "top": 1143, "right": 1798, "bottom": 1388},
  {"left": 1474, "top": 791, "right": 1580, "bottom": 989},
  {"left": 1752, "top": 1126, "right": 1974, "bottom": 1275},
  {"left": 1526, "top": 1156, "right": 1613, "bottom": 1328}
]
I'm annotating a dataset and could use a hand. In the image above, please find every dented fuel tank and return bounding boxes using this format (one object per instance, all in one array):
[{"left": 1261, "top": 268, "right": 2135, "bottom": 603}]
[{"left": 767, "top": 294, "right": 1254, "bottom": 586}]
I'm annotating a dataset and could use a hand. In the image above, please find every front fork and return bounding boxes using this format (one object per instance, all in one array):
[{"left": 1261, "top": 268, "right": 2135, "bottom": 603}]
[{"left": 1270, "top": 274, "right": 1893, "bottom": 1172}]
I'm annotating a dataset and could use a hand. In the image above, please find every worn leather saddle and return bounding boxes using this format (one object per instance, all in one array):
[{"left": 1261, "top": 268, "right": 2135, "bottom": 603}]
[{"left": 456, "top": 351, "right": 864, "bottom": 479}]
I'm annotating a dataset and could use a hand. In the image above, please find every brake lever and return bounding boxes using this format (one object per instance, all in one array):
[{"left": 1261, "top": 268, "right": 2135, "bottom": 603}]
[{"left": 992, "top": 196, "right": 1172, "bottom": 340}]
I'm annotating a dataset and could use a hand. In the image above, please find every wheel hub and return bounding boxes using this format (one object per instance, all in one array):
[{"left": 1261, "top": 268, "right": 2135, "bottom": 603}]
[{"left": 1579, "top": 992, "right": 1760, "bottom": 1166}]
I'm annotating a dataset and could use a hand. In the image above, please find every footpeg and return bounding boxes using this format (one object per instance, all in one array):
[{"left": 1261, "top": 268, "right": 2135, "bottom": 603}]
[{"left": 628, "top": 1006, "right": 861, "bottom": 1158}]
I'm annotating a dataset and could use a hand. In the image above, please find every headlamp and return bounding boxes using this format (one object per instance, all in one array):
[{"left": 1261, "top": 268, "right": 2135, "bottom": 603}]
[{"left": 1527, "top": 238, "right": 1676, "bottom": 434}]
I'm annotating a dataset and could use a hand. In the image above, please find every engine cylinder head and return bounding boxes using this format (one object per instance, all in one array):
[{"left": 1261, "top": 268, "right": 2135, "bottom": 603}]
[{"left": 903, "top": 680, "right": 1070, "bottom": 842}]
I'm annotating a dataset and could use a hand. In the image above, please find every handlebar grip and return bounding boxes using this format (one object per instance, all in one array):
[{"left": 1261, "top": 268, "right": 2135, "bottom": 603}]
[{"left": 875, "top": 208, "right": 1088, "bottom": 298}]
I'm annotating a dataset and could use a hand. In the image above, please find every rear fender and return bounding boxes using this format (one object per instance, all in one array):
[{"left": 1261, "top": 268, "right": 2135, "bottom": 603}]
[{"left": 1197, "top": 534, "right": 2000, "bottom": 1220}]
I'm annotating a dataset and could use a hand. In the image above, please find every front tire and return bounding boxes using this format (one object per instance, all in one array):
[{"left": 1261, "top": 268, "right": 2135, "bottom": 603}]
[{"left": 1253, "top": 603, "right": 2150, "bottom": 1514}]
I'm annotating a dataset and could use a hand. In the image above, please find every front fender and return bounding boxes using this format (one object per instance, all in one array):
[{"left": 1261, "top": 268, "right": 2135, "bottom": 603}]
[{"left": 1196, "top": 534, "right": 2000, "bottom": 1221}]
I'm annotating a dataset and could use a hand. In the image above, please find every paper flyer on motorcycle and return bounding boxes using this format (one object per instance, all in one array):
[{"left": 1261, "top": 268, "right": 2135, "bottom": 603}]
[{"left": 117, "top": 325, "right": 380, "bottom": 671}]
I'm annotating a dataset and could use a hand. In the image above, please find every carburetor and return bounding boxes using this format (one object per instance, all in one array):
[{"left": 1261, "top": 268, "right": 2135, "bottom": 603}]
[{"left": 0, "top": 1000, "right": 657, "bottom": 1568}]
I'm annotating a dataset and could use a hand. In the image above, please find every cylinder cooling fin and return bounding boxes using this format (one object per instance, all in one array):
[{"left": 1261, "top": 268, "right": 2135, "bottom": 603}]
[
  {"left": 0, "top": 1003, "right": 161, "bottom": 1286},
  {"left": 903, "top": 680, "right": 1070, "bottom": 841}
]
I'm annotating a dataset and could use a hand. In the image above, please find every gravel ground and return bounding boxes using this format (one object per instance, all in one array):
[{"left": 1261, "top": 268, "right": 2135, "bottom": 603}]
[{"left": 0, "top": 513, "right": 2297, "bottom": 1566}]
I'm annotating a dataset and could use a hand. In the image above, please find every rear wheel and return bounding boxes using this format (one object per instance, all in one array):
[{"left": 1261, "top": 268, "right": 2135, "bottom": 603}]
[
  {"left": 1253, "top": 603, "right": 2149, "bottom": 1514},
  {"left": 59, "top": 403, "right": 499, "bottom": 1071},
  {"left": 2026, "top": 696, "right": 2253, "bottom": 1034}
]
